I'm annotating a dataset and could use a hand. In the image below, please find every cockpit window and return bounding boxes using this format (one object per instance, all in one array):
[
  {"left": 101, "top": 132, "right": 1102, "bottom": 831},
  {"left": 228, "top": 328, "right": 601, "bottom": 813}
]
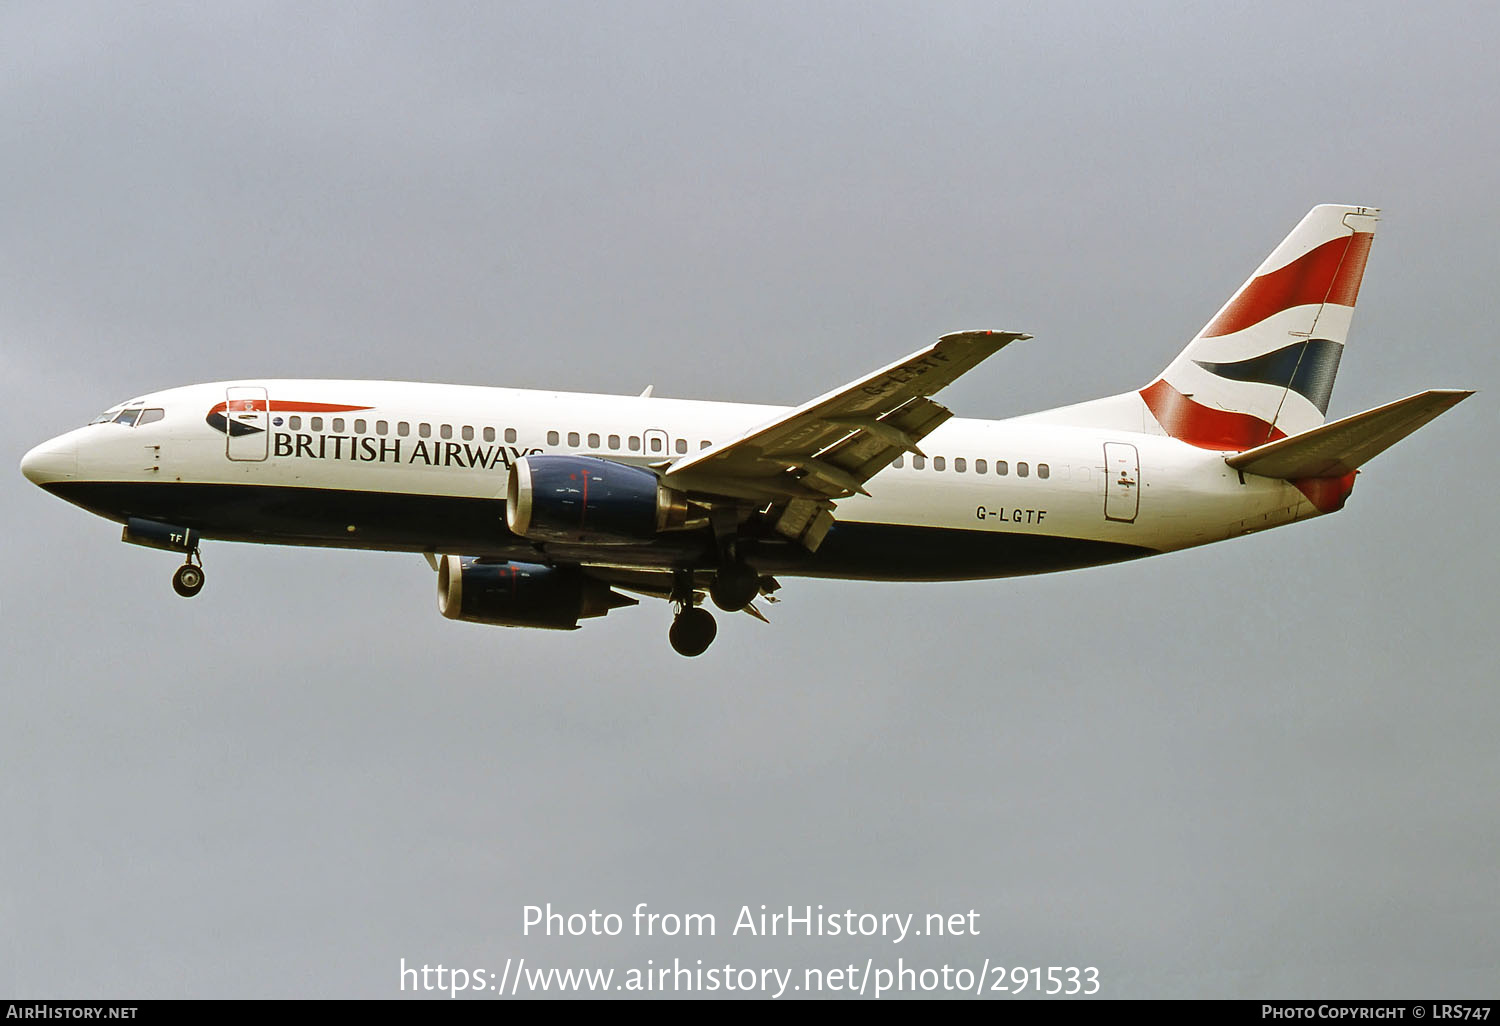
[{"left": 92, "top": 406, "right": 162, "bottom": 427}]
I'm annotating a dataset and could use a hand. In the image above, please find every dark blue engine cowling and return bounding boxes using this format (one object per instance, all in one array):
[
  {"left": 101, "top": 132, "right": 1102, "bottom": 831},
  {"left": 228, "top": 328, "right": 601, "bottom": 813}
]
[
  {"left": 437, "top": 556, "right": 635, "bottom": 630},
  {"left": 507, "top": 454, "right": 682, "bottom": 545}
]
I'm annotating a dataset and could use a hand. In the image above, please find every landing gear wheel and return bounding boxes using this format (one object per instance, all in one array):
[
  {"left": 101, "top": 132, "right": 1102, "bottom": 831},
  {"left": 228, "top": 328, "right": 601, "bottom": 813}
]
[
  {"left": 669, "top": 606, "right": 717, "bottom": 657},
  {"left": 709, "top": 564, "right": 759, "bottom": 611},
  {"left": 172, "top": 562, "right": 205, "bottom": 598}
]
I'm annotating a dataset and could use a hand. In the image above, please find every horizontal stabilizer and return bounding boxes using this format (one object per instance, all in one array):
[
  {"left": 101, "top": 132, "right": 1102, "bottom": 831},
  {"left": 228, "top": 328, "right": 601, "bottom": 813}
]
[{"left": 1226, "top": 389, "right": 1473, "bottom": 479}]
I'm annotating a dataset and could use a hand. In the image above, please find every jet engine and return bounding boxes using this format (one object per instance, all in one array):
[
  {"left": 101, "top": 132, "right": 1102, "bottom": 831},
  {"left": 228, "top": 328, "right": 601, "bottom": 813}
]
[
  {"left": 437, "top": 555, "right": 636, "bottom": 630},
  {"left": 506, "top": 454, "right": 704, "bottom": 545}
]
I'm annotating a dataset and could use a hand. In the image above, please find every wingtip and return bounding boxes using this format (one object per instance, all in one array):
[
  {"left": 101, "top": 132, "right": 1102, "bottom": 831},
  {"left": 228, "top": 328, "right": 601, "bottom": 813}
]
[{"left": 939, "top": 329, "right": 1032, "bottom": 344}]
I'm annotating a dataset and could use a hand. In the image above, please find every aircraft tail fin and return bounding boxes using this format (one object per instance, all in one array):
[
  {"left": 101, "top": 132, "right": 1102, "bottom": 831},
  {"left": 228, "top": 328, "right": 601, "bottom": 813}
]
[
  {"left": 1226, "top": 389, "right": 1473, "bottom": 480},
  {"left": 1141, "top": 204, "right": 1380, "bottom": 450}
]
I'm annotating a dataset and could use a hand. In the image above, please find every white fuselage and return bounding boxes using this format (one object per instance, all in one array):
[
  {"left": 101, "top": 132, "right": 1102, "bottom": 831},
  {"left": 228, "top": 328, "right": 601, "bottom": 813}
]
[{"left": 23, "top": 379, "right": 1322, "bottom": 582}]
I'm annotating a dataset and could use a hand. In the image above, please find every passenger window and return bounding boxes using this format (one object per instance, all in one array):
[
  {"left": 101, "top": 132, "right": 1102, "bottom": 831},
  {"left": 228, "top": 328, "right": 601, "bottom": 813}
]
[
  {"left": 954, "top": 457, "right": 966, "bottom": 472},
  {"left": 588, "top": 433, "right": 600, "bottom": 448},
  {"left": 676, "top": 438, "right": 687, "bottom": 454},
  {"left": 568, "top": 431, "right": 581, "bottom": 447},
  {"left": 376, "top": 420, "right": 388, "bottom": 435},
  {"left": 913, "top": 455, "right": 926, "bottom": 470},
  {"left": 934, "top": 456, "right": 946, "bottom": 471},
  {"left": 138, "top": 408, "right": 165, "bottom": 426},
  {"left": 1038, "top": 463, "right": 1049, "bottom": 479},
  {"left": 1018, "top": 462, "right": 1029, "bottom": 478},
  {"left": 504, "top": 428, "right": 517, "bottom": 443},
  {"left": 893, "top": 454, "right": 905, "bottom": 468},
  {"left": 996, "top": 460, "right": 1008, "bottom": 475},
  {"left": 462, "top": 425, "right": 474, "bottom": 441},
  {"left": 289, "top": 416, "right": 302, "bottom": 430},
  {"left": 547, "top": 430, "right": 560, "bottom": 445},
  {"left": 332, "top": 418, "right": 345, "bottom": 432},
  {"left": 975, "top": 459, "right": 987, "bottom": 474},
  {"left": 629, "top": 436, "right": 641, "bottom": 451},
  {"left": 397, "top": 422, "right": 410, "bottom": 437},
  {"left": 440, "top": 424, "right": 452, "bottom": 440},
  {"left": 354, "top": 419, "right": 366, "bottom": 434},
  {"left": 311, "top": 417, "right": 324, "bottom": 432},
  {"left": 649, "top": 436, "right": 662, "bottom": 453},
  {"left": 609, "top": 434, "right": 621, "bottom": 450},
  {"left": 482, "top": 426, "right": 494, "bottom": 442},
  {"left": 701, "top": 440, "right": 711, "bottom": 449},
  {"left": 419, "top": 423, "right": 432, "bottom": 438}
]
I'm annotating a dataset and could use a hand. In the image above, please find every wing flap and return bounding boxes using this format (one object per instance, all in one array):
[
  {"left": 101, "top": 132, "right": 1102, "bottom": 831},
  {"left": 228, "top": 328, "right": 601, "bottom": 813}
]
[
  {"left": 1226, "top": 389, "right": 1473, "bottom": 479},
  {"left": 665, "top": 330, "right": 1025, "bottom": 501},
  {"left": 767, "top": 396, "right": 955, "bottom": 499}
]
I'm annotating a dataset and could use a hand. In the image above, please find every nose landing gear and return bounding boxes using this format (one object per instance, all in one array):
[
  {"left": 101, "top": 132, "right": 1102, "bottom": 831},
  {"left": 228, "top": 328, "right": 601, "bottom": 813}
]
[
  {"left": 172, "top": 551, "right": 205, "bottom": 598},
  {"left": 119, "top": 519, "right": 206, "bottom": 598}
]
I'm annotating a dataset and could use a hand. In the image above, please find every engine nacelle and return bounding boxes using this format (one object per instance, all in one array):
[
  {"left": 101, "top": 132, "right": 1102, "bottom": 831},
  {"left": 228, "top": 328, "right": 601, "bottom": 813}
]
[
  {"left": 506, "top": 454, "right": 702, "bottom": 545},
  {"left": 437, "top": 556, "right": 636, "bottom": 630}
]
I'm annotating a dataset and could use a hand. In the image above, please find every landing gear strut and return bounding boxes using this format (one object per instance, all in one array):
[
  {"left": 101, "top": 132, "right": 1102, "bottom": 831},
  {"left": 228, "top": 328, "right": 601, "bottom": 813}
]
[
  {"left": 668, "top": 568, "right": 717, "bottom": 657},
  {"left": 172, "top": 550, "right": 205, "bottom": 598}
]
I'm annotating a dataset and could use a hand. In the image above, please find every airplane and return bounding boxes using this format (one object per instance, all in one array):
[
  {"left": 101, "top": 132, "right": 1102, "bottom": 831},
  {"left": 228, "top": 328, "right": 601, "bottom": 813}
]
[{"left": 19, "top": 204, "right": 1474, "bottom": 656}]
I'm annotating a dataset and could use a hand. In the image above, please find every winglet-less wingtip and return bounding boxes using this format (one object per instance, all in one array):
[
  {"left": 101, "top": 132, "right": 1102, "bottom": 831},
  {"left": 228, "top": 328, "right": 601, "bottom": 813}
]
[{"left": 938, "top": 330, "right": 1032, "bottom": 345}]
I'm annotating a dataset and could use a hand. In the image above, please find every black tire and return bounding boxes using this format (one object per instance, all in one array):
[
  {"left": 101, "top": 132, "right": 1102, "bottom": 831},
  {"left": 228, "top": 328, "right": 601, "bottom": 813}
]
[
  {"left": 668, "top": 607, "right": 717, "bottom": 657},
  {"left": 172, "top": 563, "right": 205, "bottom": 598},
  {"left": 709, "top": 564, "right": 759, "bottom": 611}
]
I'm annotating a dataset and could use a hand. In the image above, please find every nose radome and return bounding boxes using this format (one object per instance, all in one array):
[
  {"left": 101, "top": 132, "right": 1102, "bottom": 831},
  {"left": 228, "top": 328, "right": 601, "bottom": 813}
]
[{"left": 20, "top": 437, "right": 78, "bottom": 486}]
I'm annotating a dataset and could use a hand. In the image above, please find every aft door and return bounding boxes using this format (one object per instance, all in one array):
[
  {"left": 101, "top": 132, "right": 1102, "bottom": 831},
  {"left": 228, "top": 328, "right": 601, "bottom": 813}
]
[
  {"left": 225, "top": 386, "right": 269, "bottom": 461},
  {"left": 1103, "top": 442, "right": 1139, "bottom": 522}
]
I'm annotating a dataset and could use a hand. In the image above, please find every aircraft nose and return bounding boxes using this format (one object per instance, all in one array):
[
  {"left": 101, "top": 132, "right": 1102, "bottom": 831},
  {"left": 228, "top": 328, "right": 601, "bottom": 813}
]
[{"left": 20, "top": 437, "right": 78, "bottom": 486}]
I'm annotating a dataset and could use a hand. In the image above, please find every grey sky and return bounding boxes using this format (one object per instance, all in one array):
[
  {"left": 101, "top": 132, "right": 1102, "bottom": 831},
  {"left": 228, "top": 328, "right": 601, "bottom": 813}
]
[{"left": 3, "top": 1, "right": 1496, "bottom": 998}]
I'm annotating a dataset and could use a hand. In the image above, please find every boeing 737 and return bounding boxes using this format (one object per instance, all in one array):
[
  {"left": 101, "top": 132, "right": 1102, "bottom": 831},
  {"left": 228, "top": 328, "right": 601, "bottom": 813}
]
[{"left": 20, "top": 205, "right": 1473, "bottom": 655}]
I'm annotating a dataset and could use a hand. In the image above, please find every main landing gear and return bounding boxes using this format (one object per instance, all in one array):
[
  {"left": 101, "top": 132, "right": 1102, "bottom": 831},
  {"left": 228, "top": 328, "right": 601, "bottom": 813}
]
[
  {"left": 666, "top": 561, "right": 769, "bottom": 656},
  {"left": 669, "top": 606, "right": 717, "bottom": 657},
  {"left": 171, "top": 550, "right": 205, "bottom": 598},
  {"left": 668, "top": 568, "right": 717, "bottom": 657},
  {"left": 708, "top": 561, "right": 759, "bottom": 612}
]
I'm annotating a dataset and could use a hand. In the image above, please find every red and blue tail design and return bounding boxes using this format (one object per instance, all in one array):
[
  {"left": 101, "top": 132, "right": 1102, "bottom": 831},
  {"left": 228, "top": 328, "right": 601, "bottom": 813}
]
[{"left": 1141, "top": 205, "right": 1378, "bottom": 450}]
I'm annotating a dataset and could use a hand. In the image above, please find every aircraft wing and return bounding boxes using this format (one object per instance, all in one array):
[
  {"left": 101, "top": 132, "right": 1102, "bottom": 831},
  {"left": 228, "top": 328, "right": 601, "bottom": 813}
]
[{"left": 663, "top": 330, "right": 1029, "bottom": 549}]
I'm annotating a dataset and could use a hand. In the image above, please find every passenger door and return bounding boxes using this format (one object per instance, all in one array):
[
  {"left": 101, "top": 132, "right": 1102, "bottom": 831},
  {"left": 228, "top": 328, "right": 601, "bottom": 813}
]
[
  {"left": 1103, "top": 442, "right": 1139, "bottom": 522},
  {"left": 225, "top": 386, "right": 269, "bottom": 461}
]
